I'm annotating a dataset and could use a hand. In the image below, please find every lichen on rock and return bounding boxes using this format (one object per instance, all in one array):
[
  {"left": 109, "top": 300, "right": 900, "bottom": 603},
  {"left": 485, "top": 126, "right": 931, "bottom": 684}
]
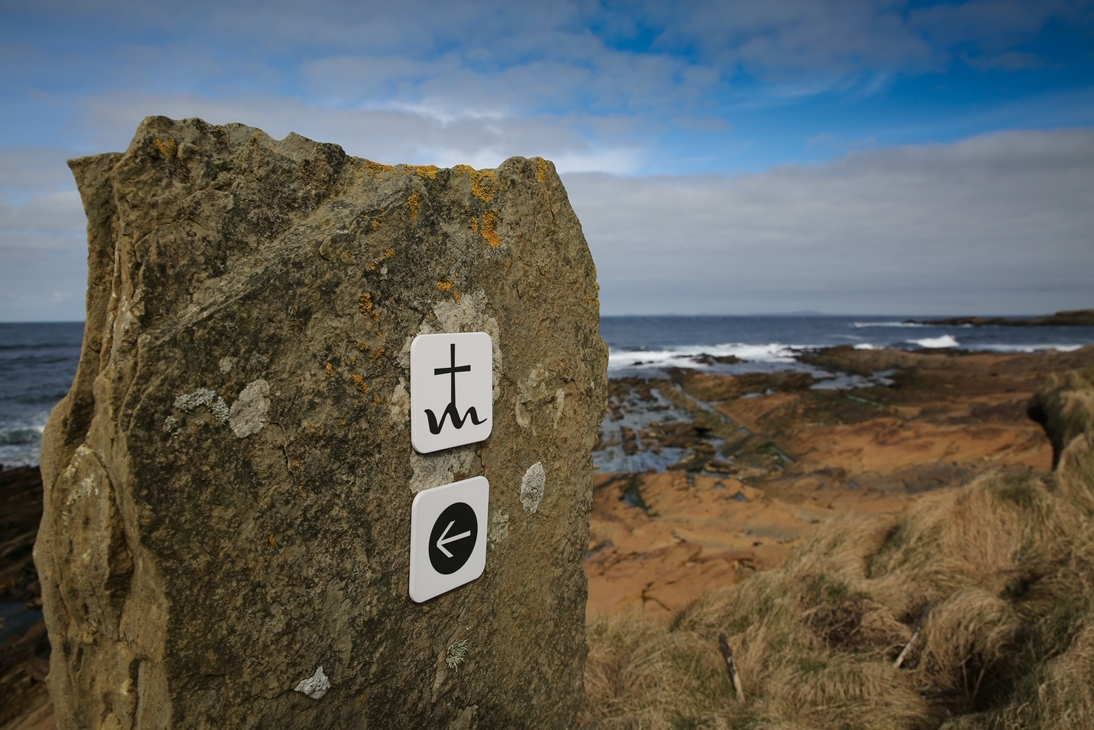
[
  {"left": 521, "top": 462, "right": 547, "bottom": 513},
  {"left": 294, "top": 666, "right": 331, "bottom": 700},
  {"left": 229, "top": 378, "right": 270, "bottom": 438}
]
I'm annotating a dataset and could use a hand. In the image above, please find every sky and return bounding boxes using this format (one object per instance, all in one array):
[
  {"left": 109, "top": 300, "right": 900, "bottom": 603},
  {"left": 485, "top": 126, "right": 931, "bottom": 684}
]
[{"left": 1, "top": 0, "right": 1093, "bottom": 320}]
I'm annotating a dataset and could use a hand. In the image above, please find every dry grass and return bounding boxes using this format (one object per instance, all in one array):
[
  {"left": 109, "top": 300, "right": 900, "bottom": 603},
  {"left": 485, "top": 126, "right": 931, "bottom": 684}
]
[
  {"left": 581, "top": 465, "right": 1094, "bottom": 729},
  {"left": 581, "top": 368, "right": 1094, "bottom": 727}
]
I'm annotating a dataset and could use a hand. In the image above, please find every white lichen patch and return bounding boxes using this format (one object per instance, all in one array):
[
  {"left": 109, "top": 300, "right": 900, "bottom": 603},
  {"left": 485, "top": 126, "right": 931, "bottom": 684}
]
[
  {"left": 446, "top": 640, "right": 469, "bottom": 670},
  {"left": 293, "top": 665, "right": 330, "bottom": 700},
  {"left": 516, "top": 366, "right": 564, "bottom": 431},
  {"left": 164, "top": 415, "right": 180, "bottom": 437},
  {"left": 520, "top": 462, "right": 546, "bottom": 513},
  {"left": 218, "top": 356, "right": 234, "bottom": 373},
  {"left": 229, "top": 379, "right": 270, "bottom": 438},
  {"left": 402, "top": 289, "right": 501, "bottom": 392},
  {"left": 174, "top": 388, "right": 230, "bottom": 424},
  {"left": 65, "top": 449, "right": 100, "bottom": 508},
  {"left": 411, "top": 445, "right": 475, "bottom": 494},
  {"left": 553, "top": 387, "right": 565, "bottom": 428},
  {"left": 389, "top": 379, "right": 409, "bottom": 426},
  {"left": 488, "top": 510, "right": 509, "bottom": 544}
]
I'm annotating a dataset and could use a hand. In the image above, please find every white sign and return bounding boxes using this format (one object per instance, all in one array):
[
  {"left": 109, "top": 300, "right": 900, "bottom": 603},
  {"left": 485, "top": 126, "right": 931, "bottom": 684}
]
[
  {"left": 409, "top": 476, "right": 489, "bottom": 603},
  {"left": 410, "top": 332, "right": 493, "bottom": 454}
]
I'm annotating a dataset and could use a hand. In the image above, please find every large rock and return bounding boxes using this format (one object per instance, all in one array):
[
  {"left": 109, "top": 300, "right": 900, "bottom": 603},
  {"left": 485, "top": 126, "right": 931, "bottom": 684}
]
[
  {"left": 1029, "top": 368, "right": 1094, "bottom": 466},
  {"left": 36, "top": 117, "right": 607, "bottom": 728},
  {"left": 1029, "top": 367, "right": 1094, "bottom": 512}
]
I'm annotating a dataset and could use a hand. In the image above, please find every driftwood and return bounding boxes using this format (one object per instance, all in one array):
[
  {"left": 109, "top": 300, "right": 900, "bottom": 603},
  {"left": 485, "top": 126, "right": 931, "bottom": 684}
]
[
  {"left": 718, "top": 632, "right": 744, "bottom": 701},
  {"left": 894, "top": 604, "right": 933, "bottom": 669}
]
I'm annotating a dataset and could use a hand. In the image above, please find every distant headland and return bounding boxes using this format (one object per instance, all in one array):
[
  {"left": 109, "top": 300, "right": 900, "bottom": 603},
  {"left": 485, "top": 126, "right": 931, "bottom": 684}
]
[{"left": 907, "top": 308, "right": 1094, "bottom": 327}]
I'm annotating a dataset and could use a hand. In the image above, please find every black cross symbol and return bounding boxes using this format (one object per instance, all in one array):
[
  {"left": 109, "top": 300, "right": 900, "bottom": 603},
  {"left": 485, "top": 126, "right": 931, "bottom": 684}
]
[
  {"left": 435, "top": 343, "right": 471, "bottom": 408},
  {"left": 425, "top": 341, "right": 487, "bottom": 435}
]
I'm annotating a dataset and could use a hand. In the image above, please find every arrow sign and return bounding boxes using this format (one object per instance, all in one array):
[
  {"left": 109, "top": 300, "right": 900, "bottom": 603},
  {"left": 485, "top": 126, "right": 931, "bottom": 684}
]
[
  {"left": 428, "top": 502, "right": 478, "bottom": 574},
  {"left": 410, "top": 476, "right": 489, "bottom": 603},
  {"left": 436, "top": 521, "right": 472, "bottom": 558}
]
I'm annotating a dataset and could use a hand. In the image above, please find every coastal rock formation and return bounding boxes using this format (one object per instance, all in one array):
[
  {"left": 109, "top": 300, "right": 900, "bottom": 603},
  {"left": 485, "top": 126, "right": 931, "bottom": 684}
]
[
  {"left": 0, "top": 466, "right": 51, "bottom": 728},
  {"left": 586, "top": 346, "right": 1094, "bottom": 617},
  {"left": 1030, "top": 368, "right": 1094, "bottom": 510},
  {"left": 1030, "top": 368, "right": 1094, "bottom": 464},
  {"left": 909, "top": 309, "right": 1094, "bottom": 327},
  {"left": 36, "top": 117, "right": 607, "bottom": 728}
]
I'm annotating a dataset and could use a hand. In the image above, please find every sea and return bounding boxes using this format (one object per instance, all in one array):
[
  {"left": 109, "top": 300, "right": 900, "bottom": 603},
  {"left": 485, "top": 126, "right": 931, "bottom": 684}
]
[{"left": 2, "top": 316, "right": 1093, "bottom": 469}]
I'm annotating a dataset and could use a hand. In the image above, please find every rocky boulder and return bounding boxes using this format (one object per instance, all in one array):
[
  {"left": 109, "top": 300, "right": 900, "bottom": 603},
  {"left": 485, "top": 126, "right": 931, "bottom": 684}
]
[
  {"left": 1030, "top": 367, "right": 1094, "bottom": 512},
  {"left": 36, "top": 117, "right": 607, "bottom": 728}
]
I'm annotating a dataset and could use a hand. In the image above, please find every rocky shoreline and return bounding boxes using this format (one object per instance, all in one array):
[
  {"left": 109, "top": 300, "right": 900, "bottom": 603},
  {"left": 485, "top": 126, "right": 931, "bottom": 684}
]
[
  {"left": 3, "top": 344, "right": 1094, "bottom": 726},
  {"left": 907, "top": 308, "right": 1094, "bottom": 327},
  {"left": 585, "top": 343, "right": 1094, "bottom": 617},
  {"left": 0, "top": 466, "right": 50, "bottom": 730}
]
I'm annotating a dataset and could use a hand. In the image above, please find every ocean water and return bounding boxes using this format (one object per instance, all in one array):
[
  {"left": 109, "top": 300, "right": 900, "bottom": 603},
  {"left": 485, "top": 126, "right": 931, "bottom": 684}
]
[
  {"left": 2, "top": 316, "right": 1093, "bottom": 469},
  {"left": 602, "top": 315, "right": 1094, "bottom": 377},
  {"left": 0, "top": 322, "right": 83, "bottom": 469}
]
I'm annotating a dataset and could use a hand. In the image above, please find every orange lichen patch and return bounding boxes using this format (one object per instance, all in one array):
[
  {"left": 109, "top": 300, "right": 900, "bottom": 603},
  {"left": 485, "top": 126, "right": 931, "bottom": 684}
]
[
  {"left": 154, "top": 137, "right": 178, "bottom": 159},
  {"left": 436, "top": 280, "right": 461, "bottom": 304},
  {"left": 373, "top": 394, "right": 382, "bottom": 405},
  {"left": 454, "top": 164, "right": 498, "bottom": 202},
  {"left": 383, "top": 247, "right": 395, "bottom": 258},
  {"left": 469, "top": 218, "right": 479, "bottom": 233},
  {"left": 267, "top": 532, "right": 275, "bottom": 547},
  {"left": 364, "top": 159, "right": 394, "bottom": 174},
  {"left": 406, "top": 192, "right": 421, "bottom": 221},
  {"left": 409, "top": 164, "right": 438, "bottom": 179},
  {"left": 356, "top": 340, "right": 369, "bottom": 352},
  {"left": 358, "top": 293, "right": 373, "bottom": 315},
  {"left": 535, "top": 156, "right": 548, "bottom": 182},
  {"left": 481, "top": 210, "right": 501, "bottom": 247},
  {"left": 325, "top": 362, "right": 335, "bottom": 377},
  {"left": 371, "top": 347, "right": 385, "bottom": 363},
  {"left": 352, "top": 374, "right": 369, "bottom": 394}
]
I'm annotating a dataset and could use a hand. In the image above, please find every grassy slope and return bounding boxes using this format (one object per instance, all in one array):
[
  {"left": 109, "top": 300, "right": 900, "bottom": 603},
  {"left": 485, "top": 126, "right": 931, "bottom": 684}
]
[{"left": 581, "top": 368, "right": 1094, "bottom": 730}]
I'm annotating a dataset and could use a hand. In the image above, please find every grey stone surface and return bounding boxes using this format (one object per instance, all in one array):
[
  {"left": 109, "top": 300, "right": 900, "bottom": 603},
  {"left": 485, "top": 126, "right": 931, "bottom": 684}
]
[{"left": 36, "top": 116, "right": 607, "bottom": 728}]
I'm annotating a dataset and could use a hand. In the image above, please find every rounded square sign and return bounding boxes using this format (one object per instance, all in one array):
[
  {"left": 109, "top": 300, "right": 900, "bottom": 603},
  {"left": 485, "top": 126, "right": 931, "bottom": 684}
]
[
  {"left": 409, "top": 476, "right": 489, "bottom": 603},
  {"left": 410, "top": 332, "right": 493, "bottom": 454}
]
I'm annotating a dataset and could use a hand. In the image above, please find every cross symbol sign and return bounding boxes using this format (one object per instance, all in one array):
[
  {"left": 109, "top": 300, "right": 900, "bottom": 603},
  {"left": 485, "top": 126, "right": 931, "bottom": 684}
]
[{"left": 410, "top": 332, "right": 493, "bottom": 453}]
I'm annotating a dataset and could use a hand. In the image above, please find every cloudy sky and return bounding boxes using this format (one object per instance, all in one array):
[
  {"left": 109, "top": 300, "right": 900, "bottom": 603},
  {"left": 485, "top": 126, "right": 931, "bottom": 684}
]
[{"left": 2, "top": 0, "right": 1093, "bottom": 320}]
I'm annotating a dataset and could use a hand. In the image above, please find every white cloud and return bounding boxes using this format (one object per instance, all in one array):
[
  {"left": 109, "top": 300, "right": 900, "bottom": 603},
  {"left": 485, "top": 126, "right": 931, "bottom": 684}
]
[
  {"left": 0, "top": 148, "right": 80, "bottom": 200},
  {"left": 565, "top": 127, "right": 1094, "bottom": 315},
  {"left": 2, "top": 2, "right": 1092, "bottom": 321},
  {"left": 74, "top": 90, "right": 647, "bottom": 173},
  {"left": 0, "top": 191, "right": 84, "bottom": 237},
  {"left": 1, "top": 126, "right": 1090, "bottom": 322}
]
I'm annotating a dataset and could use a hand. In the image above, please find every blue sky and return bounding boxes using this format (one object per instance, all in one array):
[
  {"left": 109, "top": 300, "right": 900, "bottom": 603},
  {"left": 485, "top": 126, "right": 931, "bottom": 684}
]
[{"left": 2, "top": 0, "right": 1093, "bottom": 319}]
